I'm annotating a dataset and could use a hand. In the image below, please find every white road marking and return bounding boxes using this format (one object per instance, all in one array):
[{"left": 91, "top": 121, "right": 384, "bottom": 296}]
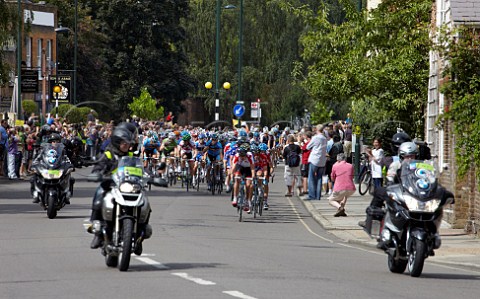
[
  {"left": 135, "top": 257, "right": 170, "bottom": 269},
  {"left": 286, "top": 196, "right": 334, "bottom": 243},
  {"left": 223, "top": 291, "right": 258, "bottom": 299},
  {"left": 171, "top": 272, "right": 216, "bottom": 285}
]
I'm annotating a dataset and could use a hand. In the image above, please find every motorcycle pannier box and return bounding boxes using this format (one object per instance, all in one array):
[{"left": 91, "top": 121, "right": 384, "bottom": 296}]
[{"left": 365, "top": 206, "right": 385, "bottom": 237}]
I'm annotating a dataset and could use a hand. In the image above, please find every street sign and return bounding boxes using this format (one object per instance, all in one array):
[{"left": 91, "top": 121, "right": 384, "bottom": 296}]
[
  {"left": 21, "top": 69, "right": 38, "bottom": 93},
  {"left": 233, "top": 104, "right": 245, "bottom": 118},
  {"left": 49, "top": 75, "right": 71, "bottom": 103},
  {"left": 251, "top": 102, "right": 259, "bottom": 109}
]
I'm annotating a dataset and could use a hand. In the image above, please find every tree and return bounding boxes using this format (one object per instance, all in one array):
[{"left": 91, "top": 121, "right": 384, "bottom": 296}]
[
  {"left": 22, "top": 99, "right": 37, "bottom": 115},
  {"left": 0, "top": 1, "right": 18, "bottom": 85},
  {"left": 294, "top": 0, "right": 431, "bottom": 138},
  {"left": 128, "top": 87, "right": 164, "bottom": 121},
  {"left": 93, "top": 0, "right": 194, "bottom": 120}
]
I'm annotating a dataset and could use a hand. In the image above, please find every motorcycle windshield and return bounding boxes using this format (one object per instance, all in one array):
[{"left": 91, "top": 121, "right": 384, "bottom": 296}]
[
  {"left": 113, "top": 156, "right": 145, "bottom": 186},
  {"left": 400, "top": 160, "right": 438, "bottom": 199},
  {"left": 41, "top": 143, "right": 65, "bottom": 168}
]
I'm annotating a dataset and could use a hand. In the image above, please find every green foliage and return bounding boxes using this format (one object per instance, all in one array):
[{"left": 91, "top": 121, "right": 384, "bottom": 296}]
[
  {"left": 0, "top": 1, "right": 18, "bottom": 84},
  {"left": 437, "top": 26, "right": 480, "bottom": 178},
  {"left": 22, "top": 100, "right": 37, "bottom": 115},
  {"left": 128, "top": 87, "right": 164, "bottom": 120},
  {"left": 296, "top": 0, "right": 431, "bottom": 138}
]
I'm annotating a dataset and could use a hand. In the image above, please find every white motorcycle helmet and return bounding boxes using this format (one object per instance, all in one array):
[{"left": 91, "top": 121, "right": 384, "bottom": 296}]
[{"left": 398, "top": 141, "right": 418, "bottom": 161}]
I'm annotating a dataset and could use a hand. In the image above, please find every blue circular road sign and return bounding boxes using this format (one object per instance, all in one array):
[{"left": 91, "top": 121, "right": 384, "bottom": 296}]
[{"left": 233, "top": 104, "right": 245, "bottom": 118}]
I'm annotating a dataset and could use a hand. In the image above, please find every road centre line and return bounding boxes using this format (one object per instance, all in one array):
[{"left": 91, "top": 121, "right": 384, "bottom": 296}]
[
  {"left": 171, "top": 272, "right": 216, "bottom": 285},
  {"left": 135, "top": 256, "right": 170, "bottom": 270},
  {"left": 223, "top": 291, "right": 259, "bottom": 299}
]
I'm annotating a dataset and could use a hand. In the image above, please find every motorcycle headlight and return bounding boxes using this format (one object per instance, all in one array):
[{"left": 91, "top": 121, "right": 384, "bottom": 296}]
[
  {"left": 403, "top": 195, "right": 441, "bottom": 212},
  {"left": 40, "top": 169, "right": 63, "bottom": 179},
  {"left": 119, "top": 182, "right": 142, "bottom": 193}
]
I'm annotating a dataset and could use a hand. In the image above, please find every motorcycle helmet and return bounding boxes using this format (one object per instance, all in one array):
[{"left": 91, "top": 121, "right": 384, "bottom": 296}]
[
  {"left": 48, "top": 133, "right": 62, "bottom": 143},
  {"left": 116, "top": 122, "right": 138, "bottom": 140},
  {"left": 111, "top": 125, "right": 135, "bottom": 151},
  {"left": 398, "top": 141, "right": 418, "bottom": 161},
  {"left": 391, "top": 131, "right": 411, "bottom": 155}
]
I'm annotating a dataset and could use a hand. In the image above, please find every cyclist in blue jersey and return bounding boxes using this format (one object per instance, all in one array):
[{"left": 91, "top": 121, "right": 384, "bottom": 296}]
[
  {"left": 223, "top": 138, "right": 238, "bottom": 193},
  {"left": 141, "top": 130, "right": 160, "bottom": 170},
  {"left": 203, "top": 133, "right": 223, "bottom": 188}
]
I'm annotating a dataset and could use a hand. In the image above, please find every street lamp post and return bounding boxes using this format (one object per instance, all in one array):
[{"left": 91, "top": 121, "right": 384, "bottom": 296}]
[
  {"left": 214, "top": 0, "right": 221, "bottom": 121},
  {"left": 74, "top": 0, "right": 78, "bottom": 105},
  {"left": 54, "top": 26, "right": 70, "bottom": 118}
]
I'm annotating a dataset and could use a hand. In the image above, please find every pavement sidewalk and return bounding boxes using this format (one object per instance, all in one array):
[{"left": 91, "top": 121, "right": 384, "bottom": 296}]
[{"left": 297, "top": 190, "right": 480, "bottom": 270}]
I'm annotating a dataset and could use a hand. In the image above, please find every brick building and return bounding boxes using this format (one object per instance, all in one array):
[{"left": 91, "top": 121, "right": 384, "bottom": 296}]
[
  {"left": 1, "top": 1, "right": 58, "bottom": 116},
  {"left": 427, "top": 0, "right": 480, "bottom": 233}
]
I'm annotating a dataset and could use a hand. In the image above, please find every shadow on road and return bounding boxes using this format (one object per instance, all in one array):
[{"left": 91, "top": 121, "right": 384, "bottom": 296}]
[
  {"left": 413, "top": 272, "right": 480, "bottom": 280},
  {"left": 129, "top": 262, "right": 223, "bottom": 272}
]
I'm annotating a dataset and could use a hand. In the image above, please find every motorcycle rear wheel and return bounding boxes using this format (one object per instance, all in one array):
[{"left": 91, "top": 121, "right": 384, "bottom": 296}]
[
  {"left": 118, "top": 218, "right": 134, "bottom": 271},
  {"left": 387, "top": 253, "right": 407, "bottom": 274},
  {"left": 408, "top": 239, "right": 426, "bottom": 277},
  {"left": 46, "top": 194, "right": 57, "bottom": 219}
]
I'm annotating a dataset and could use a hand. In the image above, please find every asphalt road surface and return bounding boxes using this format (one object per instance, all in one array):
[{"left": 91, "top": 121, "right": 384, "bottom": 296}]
[{"left": 1, "top": 166, "right": 479, "bottom": 299}]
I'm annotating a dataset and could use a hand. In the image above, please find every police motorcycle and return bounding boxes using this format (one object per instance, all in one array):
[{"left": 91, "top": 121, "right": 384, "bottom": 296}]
[
  {"left": 378, "top": 160, "right": 454, "bottom": 277},
  {"left": 88, "top": 156, "right": 167, "bottom": 271},
  {"left": 31, "top": 142, "right": 75, "bottom": 219}
]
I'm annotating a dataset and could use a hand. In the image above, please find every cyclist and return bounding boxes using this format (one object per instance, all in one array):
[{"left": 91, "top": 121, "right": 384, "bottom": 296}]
[
  {"left": 141, "top": 130, "right": 160, "bottom": 174},
  {"left": 258, "top": 142, "right": 273, "bottom": 209},
  {"left": 178, "top": 133, "right": 195, "bottom": 181},
  {"left": 231, "top": 144, "right": 255, "bottom": 213},
  {"left": 203, "top": 133, "right": 223, "bottom": 190},
  {"left": 192, "top": 133, "right": 207, "bottom": 186},
  {"left": 159, "top": 132, "right": 178, "bottom": 177},
  {"left": 223, "top": 136, "right": 238, "bottom": 193},
  {"left": 252, "top": 144, "right": 270, "bottom": 210}
]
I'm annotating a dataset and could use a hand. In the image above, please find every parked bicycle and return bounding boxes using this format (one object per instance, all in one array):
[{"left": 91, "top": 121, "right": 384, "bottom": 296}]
[{"left": 358, "top": 153, "right": 373, "bottom": 195}]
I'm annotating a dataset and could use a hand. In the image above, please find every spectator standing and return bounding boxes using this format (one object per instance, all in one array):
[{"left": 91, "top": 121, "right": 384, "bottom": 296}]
[
  {"left": 0, "top": 119, "right": 8, "bottom": 177},
  {"left": 306, "top": 124, "right": 327, "bottom": 200},
  {"left": 87, "top": 110, "right": 96, "bottom": 123},
  {"left": 367, "top": 138, "right": 384, "bottom": 190},
  {"left": 166, "top": 111, "right": 174, "bottom": 127},
  {"left": 300, "top": 131, "right": 313, "bottom": 196},
  {"left": 328, "top": 153, "right": 355, "bottom": 216},
  {"left": 7, "top": 128, "right": 19, "bottom": 180},
  {"left": 343, "top": 123, "right": 353, "bottom": 163},
  {"left": 282, "top": 134, "right": 301, "bottom": 196},
  {"left": 326, "top": 134, "right": 344, "bottom": 195}
]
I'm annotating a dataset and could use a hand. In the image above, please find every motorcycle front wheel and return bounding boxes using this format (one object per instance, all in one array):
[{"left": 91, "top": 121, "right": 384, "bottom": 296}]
[
  {"left": 408, "top": 239, "right": 426, "bottom": 277},
  {"left": 46, "top": 193, "right": 57, "bottom": 219},
  {"left": 118, "top": 218, "right": 134, "bottom": 271}
]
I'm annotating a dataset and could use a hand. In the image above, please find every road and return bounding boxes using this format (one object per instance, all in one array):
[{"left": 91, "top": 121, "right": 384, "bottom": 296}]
[{"left": 1, "top": 166, "right": 480, "bottom": 299}]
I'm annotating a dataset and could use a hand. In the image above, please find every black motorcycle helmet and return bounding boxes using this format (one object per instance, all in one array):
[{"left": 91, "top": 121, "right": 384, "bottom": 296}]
[
  {"left": 116, "top": 122, "right": 138, "bottom": 141},
  {"left": 391, "top": 131, "right": 411, "bottom": 155},
  {"left": 111, "top": 124, "right": 135, "bottom": 153},
  {"left": 48, "top": 133, "right": 62, "bottom": 143}
]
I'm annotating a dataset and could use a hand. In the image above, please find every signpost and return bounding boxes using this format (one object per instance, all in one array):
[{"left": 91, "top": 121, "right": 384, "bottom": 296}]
[
  {"left": 233, "top": 103, "right": 245, "bottom": 128},
  {"left": 21, "top": 69, "right": 39, "bottom": 93},
  {"left": 49, "top": 75, "right": 71, "bottom": 104}
]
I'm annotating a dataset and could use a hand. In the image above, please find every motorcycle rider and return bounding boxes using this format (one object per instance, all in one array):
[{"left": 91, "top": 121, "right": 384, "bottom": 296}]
[
  {"left": 88, "top": 124, "right": 151, "bottom": 251},
  {"left": 359, "top": 137, "right": 454, "bottom": 248},
  {"left": 30, "top": 133, "right": 74, "bottom": 204}
]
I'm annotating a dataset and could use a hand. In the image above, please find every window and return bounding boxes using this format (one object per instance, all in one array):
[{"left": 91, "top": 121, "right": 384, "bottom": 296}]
[
  {"left": 26, "top": 37, "right": 32, "bottom": 67},
  {"left": 37, "top": 38, "right": 43, "bottom": 78},
  {"left": 46, "top": 40, "right": 52, "bottom": 74}
]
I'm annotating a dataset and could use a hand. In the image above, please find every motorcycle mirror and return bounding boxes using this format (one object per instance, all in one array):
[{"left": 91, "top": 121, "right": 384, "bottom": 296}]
[
  {"left": 152, "top": 177, "right": 168, "bottom": 188},
  {"left": 87, "top": 173, "right": 102, "bottom": 182}
]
